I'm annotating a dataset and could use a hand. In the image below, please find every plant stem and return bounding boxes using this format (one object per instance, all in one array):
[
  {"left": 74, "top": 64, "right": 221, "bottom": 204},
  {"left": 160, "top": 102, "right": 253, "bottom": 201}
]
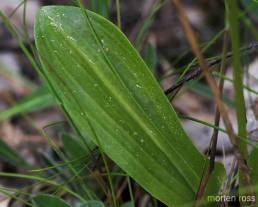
[
  {"left": 171, "top": 0, "right": 254, "bottom": 204},
  {"left": 164, "top": 42, "right": 258, "bottom": 96},
  {"left": 127, "top": 177, "right": 135, "bottom": 206},
  {"left": 115, "top": 0, "right": 121, "bottom": 29},
  {"left": 226, "top": 0, "right": 254, "bottom": 202},
  {"left": 194, "top": 29, "right": 229, "bottom": 206},
  {"left": 226, "top": 0, "right": 248, "bottom": 159},
  {"left": 209, "top": 29, "right": 229, "bottom": 181}
]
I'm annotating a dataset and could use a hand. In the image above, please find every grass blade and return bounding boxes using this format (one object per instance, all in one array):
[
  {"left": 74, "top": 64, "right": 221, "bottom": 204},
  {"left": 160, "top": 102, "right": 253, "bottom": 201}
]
[
  {"left": 0, "top": 138, "right": 30, "bottom": 169},
  {"left": 226, "top": 0, "right": 248, "bottom": 158},
  {"left": 0, "top": 87, "right": 54, "bottom": 121}
]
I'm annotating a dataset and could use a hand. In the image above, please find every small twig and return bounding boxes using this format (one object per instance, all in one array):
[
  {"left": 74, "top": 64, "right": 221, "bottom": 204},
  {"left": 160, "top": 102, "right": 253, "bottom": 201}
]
[
  {"left": 195, "top": 29, "right": 230, "bottom": 204},
  {"left": 164, "top": 41, "right": 258, "bottom": 96},
  {"left": 116, "top": 178, "right": 128, "bottom": 200},
  {"left": 223, "top": 158, "right": 237, "bottom": 207},
  {"left": 170, "top": 0, "right": 254, "bottom": 205},
  {"left": 209, "top": 30, "right": 229, "bottom": 182}
]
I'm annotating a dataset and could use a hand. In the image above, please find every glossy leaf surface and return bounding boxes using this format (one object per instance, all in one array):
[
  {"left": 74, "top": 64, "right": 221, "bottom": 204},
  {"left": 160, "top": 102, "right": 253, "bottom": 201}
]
[{"left": 34, "top": 6, "right": 225, "bottom": 206}]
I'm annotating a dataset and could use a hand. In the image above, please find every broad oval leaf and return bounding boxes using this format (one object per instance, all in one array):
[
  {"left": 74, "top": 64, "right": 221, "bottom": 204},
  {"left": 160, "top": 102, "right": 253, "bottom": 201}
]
[{"left": 34, "top": 6, "right": 225, "bottom": 206}]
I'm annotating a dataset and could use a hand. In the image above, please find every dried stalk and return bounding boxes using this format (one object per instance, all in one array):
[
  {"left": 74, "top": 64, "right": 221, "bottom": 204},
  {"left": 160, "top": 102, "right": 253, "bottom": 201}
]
[
  {"left": 195, "top": 29, "right": 229, "bottom": 205},
  {"left": 170, "top": 0, "right": 254, "bottom": 205}
]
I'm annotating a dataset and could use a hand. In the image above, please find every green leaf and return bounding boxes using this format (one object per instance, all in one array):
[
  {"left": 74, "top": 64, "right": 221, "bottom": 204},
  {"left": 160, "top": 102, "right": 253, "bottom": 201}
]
[
  {"left": 39, "top": 152, "right": 69, "bottom": 180},
  {"left": 247, "top": 145, "right": 258, "bottom": 201},
  {"left": 248, "top": 144, "right": 258, "bottom": 187},
  {"left": 32, "top": 194, "right": 70, "bottom": 207},
  {"left": 143, "top": 41, "right": 157, "bottom": 72},
  {"left": 34, "top": 6, "right": 225, "bottom": 206},
  {"left": 0, "top": 87, "right": 54, "bottom": 121},
  {"left": 189, "top": 82, "right": 235, "bottom": 108},
  {"left": 77, "top": 201, "right": 105, "bottom": 207},
  {"left": 89, "top": 0, "right": 110, "bottom": 19},
  {"left": 119, "top": 201, "right": 134, "bottom": 207},
  {"left": 0, "top": 138, "right": 30, "bottom": 169},
  {"left": 241, "top": 0, "right": 258, "bottom": 17},
  {"left": 61, "top": 134, "right": 92, "bottom": 171},
  {"left": 62, "top": 134, "right": 89, "bottom": 159}
]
